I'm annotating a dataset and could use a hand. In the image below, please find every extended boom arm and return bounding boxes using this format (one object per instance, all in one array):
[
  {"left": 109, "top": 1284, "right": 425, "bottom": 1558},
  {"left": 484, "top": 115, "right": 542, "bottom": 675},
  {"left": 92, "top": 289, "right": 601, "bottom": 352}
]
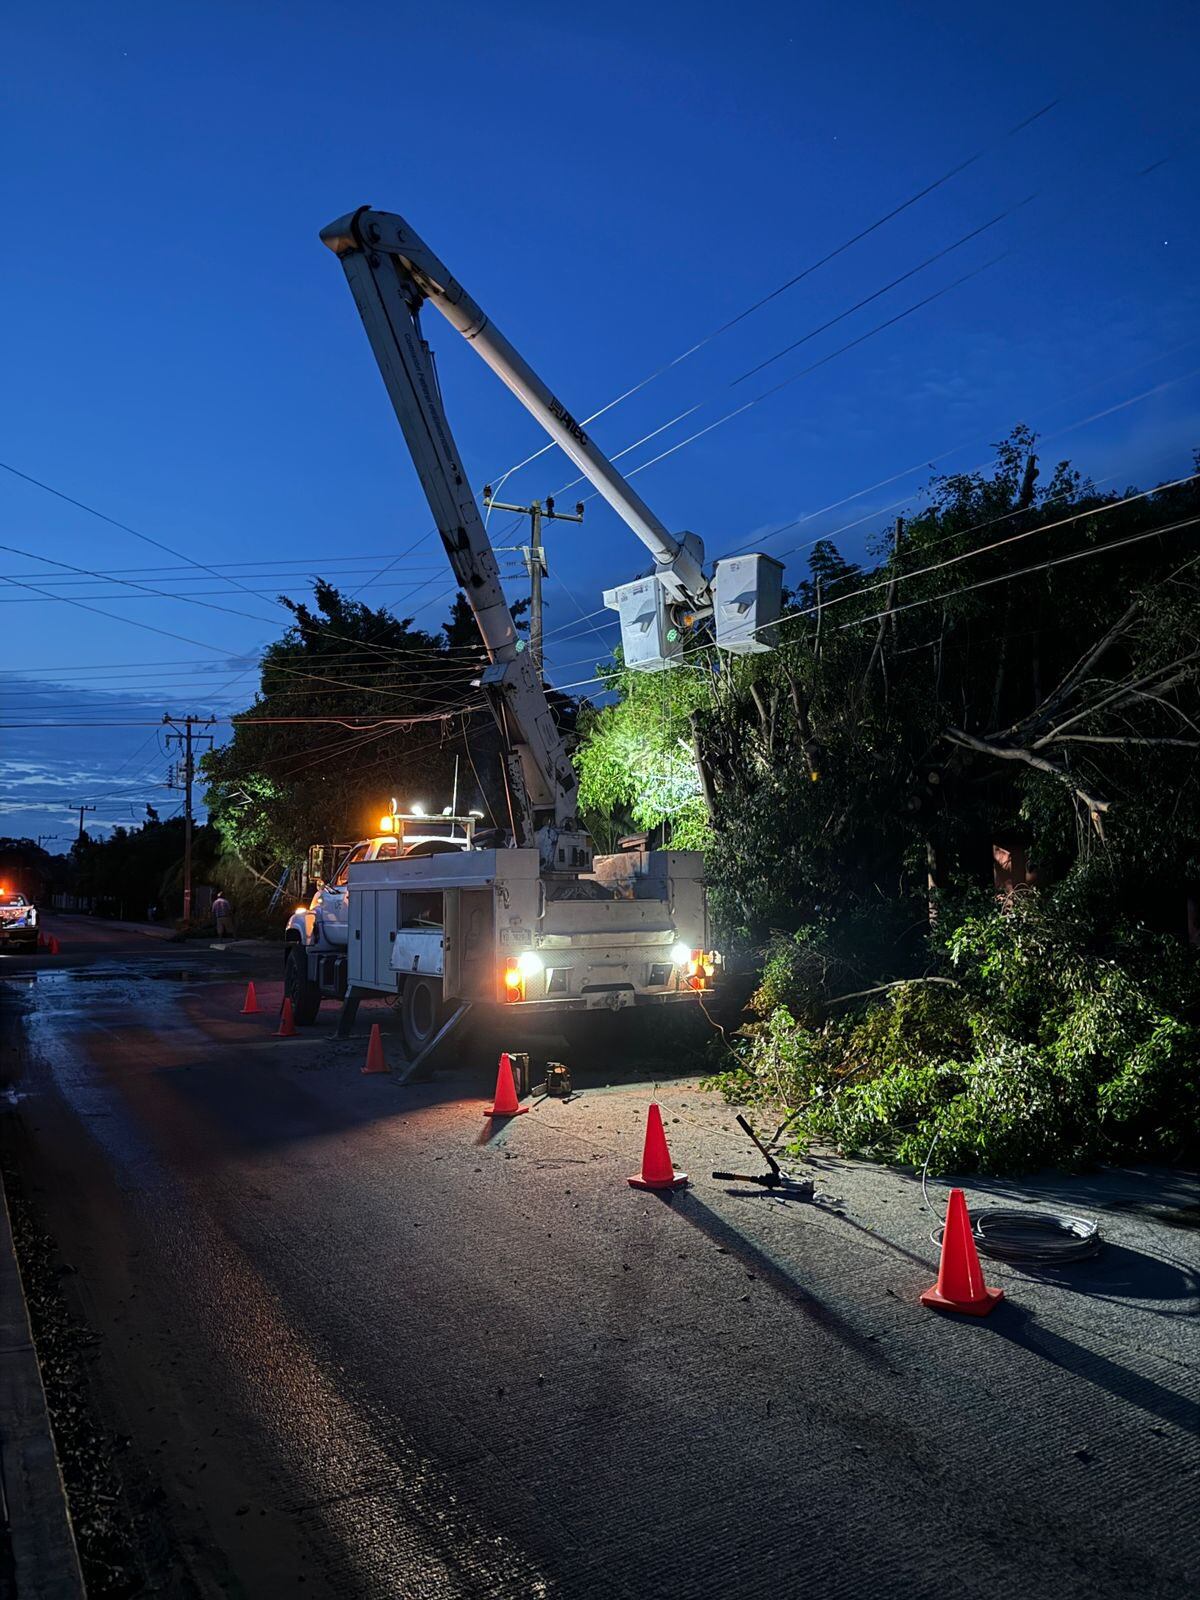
[
  {"left": 322, "top": 208, "right": 590, "bottom": 861},
  {"left": 320, "top": 207, "right": 709, "bottom": 606}
]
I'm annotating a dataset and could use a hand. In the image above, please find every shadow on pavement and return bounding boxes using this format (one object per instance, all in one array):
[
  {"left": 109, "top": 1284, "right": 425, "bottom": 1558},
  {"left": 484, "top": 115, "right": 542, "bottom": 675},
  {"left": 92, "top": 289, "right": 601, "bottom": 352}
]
[
  {"left": 664, "top": 1189, "right": 896, "bottom": 1370},
  {"left": 1024, "top": 1240, "right": 1200, "bottom": 1313},
  {"left": 968, "top": 1164, "right": 1200, "bottom": 1219},
  {"left": 981, "top": 1302, "right": 1200, "bottom": 1437}
]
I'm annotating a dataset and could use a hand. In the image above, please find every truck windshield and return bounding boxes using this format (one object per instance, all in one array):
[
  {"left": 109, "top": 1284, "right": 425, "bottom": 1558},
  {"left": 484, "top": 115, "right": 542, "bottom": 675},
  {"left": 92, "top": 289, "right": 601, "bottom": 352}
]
[{"left": 333, "top": 844, "right": 370, "bottom": 886}]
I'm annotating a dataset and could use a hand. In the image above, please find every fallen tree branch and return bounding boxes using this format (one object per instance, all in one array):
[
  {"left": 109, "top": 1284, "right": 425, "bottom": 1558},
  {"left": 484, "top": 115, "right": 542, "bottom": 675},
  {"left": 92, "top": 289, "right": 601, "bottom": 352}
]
[
  {"left": 823, "top": 976, "right": 960, "bottom": 1007},
  {"left": 1048, "top": 735, "right": 1200, "bottom": 747},
  {"left": 944, "top": 726, "right": 1110, "bottom": 837}
]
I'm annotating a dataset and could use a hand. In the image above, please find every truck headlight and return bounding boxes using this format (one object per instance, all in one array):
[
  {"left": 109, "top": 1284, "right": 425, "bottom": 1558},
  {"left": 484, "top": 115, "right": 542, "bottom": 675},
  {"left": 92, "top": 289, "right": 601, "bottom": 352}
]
[
  {"left": 670, "top": 941, "right": 691, "bottom": 966},
  {"left": 516, "top": 950, "right": 543, "bottom": 978}
]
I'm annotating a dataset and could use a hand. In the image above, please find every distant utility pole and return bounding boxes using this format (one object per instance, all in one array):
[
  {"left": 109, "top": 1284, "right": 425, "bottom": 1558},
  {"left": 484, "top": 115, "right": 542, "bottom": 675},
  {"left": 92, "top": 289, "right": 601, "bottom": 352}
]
[
  {"left": 70, "top": 804, "right": 96, "bottom": 845},
  {"left": 482, "top": 489, "right": 584, "bottom": 676},
  {"left": 163, "top": 715, "right": 215, "bottom": 924},
  {"left": 37, "top": 834, "right": 60, "bottom": 850}
]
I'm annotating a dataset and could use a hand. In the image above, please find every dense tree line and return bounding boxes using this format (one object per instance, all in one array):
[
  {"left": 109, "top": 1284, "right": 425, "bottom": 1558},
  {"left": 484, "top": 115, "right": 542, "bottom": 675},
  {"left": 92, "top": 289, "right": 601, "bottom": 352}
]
[
  {"left": 201, "top": 584, "right": 516, "bottom": 888},
  {"left": 70, "top": 812, "right": 220, "bottom": 921},
  {"left": 578, "top": 433, "right": 1200, "bottom": 1170}
]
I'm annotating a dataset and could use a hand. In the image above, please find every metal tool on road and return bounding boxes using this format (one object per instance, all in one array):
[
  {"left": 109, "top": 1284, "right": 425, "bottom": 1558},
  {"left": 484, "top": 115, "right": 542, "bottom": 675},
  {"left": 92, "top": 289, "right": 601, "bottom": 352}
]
[
  {"left": 713, "top": 1114, "right": 813, "bottom": 1195},
  {"left": 534, "top": 1061, "right": 572, "bottom": 1098}
]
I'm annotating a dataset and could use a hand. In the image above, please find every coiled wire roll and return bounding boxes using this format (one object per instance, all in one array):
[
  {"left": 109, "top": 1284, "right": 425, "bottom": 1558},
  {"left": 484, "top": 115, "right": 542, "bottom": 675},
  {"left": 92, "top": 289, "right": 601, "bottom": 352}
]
[{"left": 931, "top": 1207, "right": 1101, "bottom": 1264}]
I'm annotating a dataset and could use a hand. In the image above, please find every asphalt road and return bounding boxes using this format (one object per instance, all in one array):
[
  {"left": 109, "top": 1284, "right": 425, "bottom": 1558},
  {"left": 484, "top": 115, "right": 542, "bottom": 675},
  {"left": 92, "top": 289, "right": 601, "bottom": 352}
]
[{"left": 1, "top": 916, "right": 1197, "bottom": 1598}]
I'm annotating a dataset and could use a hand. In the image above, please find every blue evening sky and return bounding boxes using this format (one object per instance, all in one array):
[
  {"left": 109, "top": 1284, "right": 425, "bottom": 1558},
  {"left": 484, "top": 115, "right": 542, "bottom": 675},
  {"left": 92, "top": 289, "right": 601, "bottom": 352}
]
[{"left": 2, "top": 0, "right": 1197, "bottom": 846}]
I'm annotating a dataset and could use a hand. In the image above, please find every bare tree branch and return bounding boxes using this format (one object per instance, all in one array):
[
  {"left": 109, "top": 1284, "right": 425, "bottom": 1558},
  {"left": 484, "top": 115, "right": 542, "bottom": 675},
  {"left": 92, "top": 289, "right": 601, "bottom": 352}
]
[{"left": 945, "top": 726, "right": 1109, "bottom": 837}]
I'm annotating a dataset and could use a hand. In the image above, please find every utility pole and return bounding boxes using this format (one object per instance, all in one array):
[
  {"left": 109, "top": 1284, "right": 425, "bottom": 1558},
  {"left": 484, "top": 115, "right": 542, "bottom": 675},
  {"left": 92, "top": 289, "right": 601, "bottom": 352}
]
[
  {"left": 70, "top": 805, "right": 96, "bottom": 845},
  {"left": 482, "top": 489, "right": 584, "bottom": 676},
  {"left": 163, "top": 715, "right": 215, "bottom": 924}
]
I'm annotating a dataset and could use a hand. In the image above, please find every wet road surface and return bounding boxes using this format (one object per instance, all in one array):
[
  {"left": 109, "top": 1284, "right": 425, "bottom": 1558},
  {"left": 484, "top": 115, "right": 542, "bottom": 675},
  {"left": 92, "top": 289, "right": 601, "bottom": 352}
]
[{"left": 1, "top": 917, "right": 1198, "bottom": 1597}]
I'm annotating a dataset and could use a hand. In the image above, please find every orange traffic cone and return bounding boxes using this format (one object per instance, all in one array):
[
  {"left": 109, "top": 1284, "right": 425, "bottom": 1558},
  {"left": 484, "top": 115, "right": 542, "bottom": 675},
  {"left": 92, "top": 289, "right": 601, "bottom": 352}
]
[
  {"left": 48, "top": 935, "right": 60, "bottom": 956},
  {"left": 628, "top": 1103, "right": 688, "bottom": 1190},
  {"left": 485, "top": 1052, "right": 529, "bottom": 1117},
  {"left": 362, "top": 1023, "right": 387, "bottom": 1075},
  {"left": 240, "top": 981, "right": 260, "bottom": 1015},
  {"left": 277, "top": 996, "right": 296, "bottom": 1038},
  {"left": 921, "top": 1188, "right": 1003, "bottom": 1315},
  {"left": 37, "top": 932, "right": 46, "bottom": 951}
]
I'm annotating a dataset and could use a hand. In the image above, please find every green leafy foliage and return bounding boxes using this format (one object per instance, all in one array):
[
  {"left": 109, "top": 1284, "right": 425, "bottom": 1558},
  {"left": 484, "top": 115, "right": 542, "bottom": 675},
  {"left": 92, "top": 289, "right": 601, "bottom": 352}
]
[
  {"left": 573, "top": 431, "right": 1200, "bottom": 1174},
  {"left": 707, "top": 880, "right": 1199, "bottom": 1173},
  {"left": 575, "top": 658, "right": 712, "bottom": 847}
]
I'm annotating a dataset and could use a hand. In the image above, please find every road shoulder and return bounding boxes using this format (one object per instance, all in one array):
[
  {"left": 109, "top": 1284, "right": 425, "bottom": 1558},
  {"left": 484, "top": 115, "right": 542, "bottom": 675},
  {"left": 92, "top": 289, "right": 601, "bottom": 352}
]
[{"left": 0, "top": 1175, "right": 84, "bottom": 1599}]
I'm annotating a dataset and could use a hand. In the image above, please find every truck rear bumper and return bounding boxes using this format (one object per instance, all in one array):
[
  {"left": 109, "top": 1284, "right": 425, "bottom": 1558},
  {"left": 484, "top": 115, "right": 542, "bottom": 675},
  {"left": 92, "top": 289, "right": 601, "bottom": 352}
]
[{"left": 494, "top": 988, "right": 708, "bottom": 1016}]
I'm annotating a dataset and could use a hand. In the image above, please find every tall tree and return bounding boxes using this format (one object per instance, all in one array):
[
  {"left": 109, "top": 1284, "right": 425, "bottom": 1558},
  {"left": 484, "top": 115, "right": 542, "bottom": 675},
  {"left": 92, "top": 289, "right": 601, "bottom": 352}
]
[{"left": 202, "top": 583, "right": 498, "bottom": 874}]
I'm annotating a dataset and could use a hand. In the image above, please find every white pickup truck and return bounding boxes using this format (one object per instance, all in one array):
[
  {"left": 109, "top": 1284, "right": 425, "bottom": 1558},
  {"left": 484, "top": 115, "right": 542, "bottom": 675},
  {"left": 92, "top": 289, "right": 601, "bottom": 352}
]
[
  {"left": 283, "top": 810, "right": 717, "bottom": 1066},
  {"left": 0, "top": 891, "right": 39, "bottom": 953}
]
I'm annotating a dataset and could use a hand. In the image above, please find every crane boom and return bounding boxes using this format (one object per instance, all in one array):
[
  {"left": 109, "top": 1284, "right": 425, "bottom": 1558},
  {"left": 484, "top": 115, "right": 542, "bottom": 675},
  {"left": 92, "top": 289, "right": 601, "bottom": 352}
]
[
  {"left": 320, "top": 207, "right": 709, "bottom": 606},
  {"left": 321, "top": 207, "right": 585, "bottom": 861}
]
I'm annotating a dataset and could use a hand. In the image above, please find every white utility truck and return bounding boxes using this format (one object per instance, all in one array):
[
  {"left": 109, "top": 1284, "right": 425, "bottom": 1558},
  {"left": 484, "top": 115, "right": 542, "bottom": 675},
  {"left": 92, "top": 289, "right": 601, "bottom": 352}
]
[{"left": 282, "top": 205, "right": 780, "bottom": 1073}]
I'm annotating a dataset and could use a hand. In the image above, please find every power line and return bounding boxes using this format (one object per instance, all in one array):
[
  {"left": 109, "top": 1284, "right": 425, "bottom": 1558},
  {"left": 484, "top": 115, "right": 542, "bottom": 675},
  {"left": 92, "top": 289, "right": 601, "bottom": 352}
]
[
  {"left": 839, "top": 512, "right": 1200, "bottom": 629},
  {"left": 550, "top": 207, "right": 1027, "bottom": 499},
  {"left": 573, "top": 257, "right": 1006, "bottom": 503},
  {"left": 488, "top": 99, "right": 1059, "bottom": 497},
  {"left": 770, "top": 471, "right": 1200, "bottom": 631},
  {"left": 544, "top": 497, "right": 1200, "bottom": 695},
  {"left": 711, "top": 339, "right": 1200, "bottom": 569},
  {"left": 545, "top": 129, "right": 1193, "bottom": 527}
]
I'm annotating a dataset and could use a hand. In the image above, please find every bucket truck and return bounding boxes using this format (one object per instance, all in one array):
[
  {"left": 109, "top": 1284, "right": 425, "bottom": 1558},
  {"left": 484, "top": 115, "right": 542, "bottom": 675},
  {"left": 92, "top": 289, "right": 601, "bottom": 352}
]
[{"left": 282, "top": 205, "right": 780, "bottom": 1071}]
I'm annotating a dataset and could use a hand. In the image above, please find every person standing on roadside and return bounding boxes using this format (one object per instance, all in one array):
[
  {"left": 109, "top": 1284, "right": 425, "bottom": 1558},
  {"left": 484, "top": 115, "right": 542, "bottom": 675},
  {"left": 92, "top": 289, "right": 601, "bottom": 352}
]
[{"left": 212, "top": 891, "right": 235, "bottom": 938}]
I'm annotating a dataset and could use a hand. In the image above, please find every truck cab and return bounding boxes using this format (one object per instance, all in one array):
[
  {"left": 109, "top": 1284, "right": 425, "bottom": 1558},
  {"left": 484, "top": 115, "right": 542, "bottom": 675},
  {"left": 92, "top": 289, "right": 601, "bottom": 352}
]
[{"left": 282, "top": 807, "right": 478, "bottom": 1027}]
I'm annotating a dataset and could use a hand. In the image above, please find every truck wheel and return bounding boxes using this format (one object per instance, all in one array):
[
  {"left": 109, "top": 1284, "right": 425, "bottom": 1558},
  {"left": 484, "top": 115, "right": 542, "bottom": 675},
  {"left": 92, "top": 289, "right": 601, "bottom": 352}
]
[
  {"left": 284, "top": 944, "right": 322, "bottom": 1026},
  {"left": 400, "top": 976, "right": 446, "bottom": 1057}
]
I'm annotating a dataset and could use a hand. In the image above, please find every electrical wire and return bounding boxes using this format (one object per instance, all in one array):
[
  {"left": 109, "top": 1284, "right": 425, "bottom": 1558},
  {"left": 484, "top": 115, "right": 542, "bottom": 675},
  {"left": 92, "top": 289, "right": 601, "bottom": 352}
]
[
  {"left": 922, "top": 1141, "right": 1100, "bottom": 1263},
  {"left": 566, "top": 257, "right": 1005, "bottom": 508},
  {"left": 549, "top": 203, "right": 1030, "bottom": 501},
  {"left": 543, "top": 503, "right": 1200, "bottom": 694},
  {"left": 771, "top": 471, "right": 1200, "bottom": 634},
  {"left": 543, "top": 130, "right": 1192, "bottom": 528},
  {"left": 840, "top": 510, "right": 1200, "bottom": 629},
  {"left": 489, "top": 98, "right": 1059, "bottom": 495}
]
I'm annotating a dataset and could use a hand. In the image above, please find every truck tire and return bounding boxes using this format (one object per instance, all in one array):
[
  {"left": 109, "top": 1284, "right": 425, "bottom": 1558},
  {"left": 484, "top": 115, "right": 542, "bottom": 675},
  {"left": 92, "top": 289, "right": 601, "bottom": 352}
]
[
  {"left": 284, "top": 944, "right": 323, "bottom": 1026},
  {"left": 400, "top": 975, "right": 446, "bottom": 1057}
]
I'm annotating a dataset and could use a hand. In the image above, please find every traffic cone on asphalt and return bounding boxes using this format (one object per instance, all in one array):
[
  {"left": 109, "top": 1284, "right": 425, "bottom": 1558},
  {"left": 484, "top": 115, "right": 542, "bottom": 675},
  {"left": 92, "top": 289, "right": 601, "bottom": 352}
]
[
  {"left": 628, "top": 1103, "right": 688, "bottom": 1191},
  {"left": 277, "top": 997, "right": 296, "bottom": 1038},
  {"left": 921, "top": 1188, "right": 1003, "bottom": 1316},
  {"left": 37, "top": 933, "right": 46, "bottom": 951},
  {"left": 240, "top": 981, "right": 260, "bottom": 1015},
  {"left": 485, "top": 1052, "right": 529, "bottom": 1117},
  {"left": 48, "top": 935, "right": 60, "bottom": 956},
  {"left": 362, "top": 1023, "right": 387, "bottom": 1075}
]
